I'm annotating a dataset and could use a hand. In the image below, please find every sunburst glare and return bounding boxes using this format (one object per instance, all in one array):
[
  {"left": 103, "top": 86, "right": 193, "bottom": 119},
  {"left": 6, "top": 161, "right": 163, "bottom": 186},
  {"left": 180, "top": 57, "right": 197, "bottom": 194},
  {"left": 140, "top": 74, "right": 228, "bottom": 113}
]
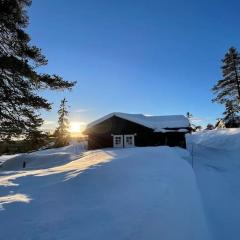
[{"left": 69, "top": 122, "right": 86, "bottom": 134}]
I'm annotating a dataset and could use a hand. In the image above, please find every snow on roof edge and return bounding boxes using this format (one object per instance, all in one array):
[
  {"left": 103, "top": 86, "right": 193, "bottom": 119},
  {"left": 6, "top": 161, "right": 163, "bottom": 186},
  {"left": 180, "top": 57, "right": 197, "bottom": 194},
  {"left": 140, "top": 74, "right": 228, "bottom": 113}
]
[{"left": 86, "top": 112, "right": 190, "bottom": 131}]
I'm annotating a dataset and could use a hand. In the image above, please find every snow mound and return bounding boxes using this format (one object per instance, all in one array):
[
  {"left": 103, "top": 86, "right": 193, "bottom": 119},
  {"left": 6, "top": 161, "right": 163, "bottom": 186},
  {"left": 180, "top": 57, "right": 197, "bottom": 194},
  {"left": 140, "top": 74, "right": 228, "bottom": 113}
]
[
  {"left": 186, "top": 128, "right": 240, "bottom": 150},
  {"left": 0, "top": 142, "right": 86, "bottom": 171}
]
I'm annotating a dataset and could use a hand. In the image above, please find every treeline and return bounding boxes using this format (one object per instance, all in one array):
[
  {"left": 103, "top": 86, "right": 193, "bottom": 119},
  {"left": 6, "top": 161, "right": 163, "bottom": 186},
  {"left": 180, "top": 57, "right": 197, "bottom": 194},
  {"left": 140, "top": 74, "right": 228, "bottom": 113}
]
[
  {"left": 0, "top": 0, "right": 75, "bottom": 153},
  {"left": 0, "top": 98, "right": 72, "bottom": 154}
]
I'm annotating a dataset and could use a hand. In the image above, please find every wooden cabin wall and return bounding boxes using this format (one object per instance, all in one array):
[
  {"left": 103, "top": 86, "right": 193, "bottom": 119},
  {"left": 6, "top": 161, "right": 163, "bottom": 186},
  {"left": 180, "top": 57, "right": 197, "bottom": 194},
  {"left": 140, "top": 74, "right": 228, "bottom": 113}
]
[
  {"left": 87, "top": 133, "right": 113, "bottom": 149},
  {"left": 87, "top": 116, "right": 153, "bottom": 149}
]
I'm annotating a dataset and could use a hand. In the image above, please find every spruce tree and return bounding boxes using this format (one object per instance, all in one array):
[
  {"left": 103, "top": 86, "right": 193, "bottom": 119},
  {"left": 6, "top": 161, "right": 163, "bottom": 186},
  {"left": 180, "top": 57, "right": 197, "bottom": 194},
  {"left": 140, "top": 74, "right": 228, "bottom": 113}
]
[
  {"left": 223, "top": 100, "right": 240, "bottom": 127},
  {"left": 212, "top": 47, "right": 240, "bottom": 106},
  {"left": 0, "top": 0, "right": 75, "bottom": 140},
  {"left": 54, "top": 98, "right": 70, "bottom": 147}
]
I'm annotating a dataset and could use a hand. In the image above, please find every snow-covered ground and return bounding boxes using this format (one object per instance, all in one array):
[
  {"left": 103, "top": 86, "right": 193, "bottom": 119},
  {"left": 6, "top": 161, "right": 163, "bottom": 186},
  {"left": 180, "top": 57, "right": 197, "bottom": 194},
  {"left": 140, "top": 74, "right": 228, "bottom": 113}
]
[
  {"left": 0, "top": 129, "right": 240, "bottom": 240},
  {"left": 0, "top": 144, "right": 210, "bottom": 240}
]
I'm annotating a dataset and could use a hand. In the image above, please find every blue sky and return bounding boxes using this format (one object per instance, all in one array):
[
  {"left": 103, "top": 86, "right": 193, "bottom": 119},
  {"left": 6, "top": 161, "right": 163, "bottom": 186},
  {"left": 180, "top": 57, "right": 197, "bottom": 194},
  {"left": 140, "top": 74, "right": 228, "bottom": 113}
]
[{"left": 28, "top": 0, "right": 240, "bottom": 130}]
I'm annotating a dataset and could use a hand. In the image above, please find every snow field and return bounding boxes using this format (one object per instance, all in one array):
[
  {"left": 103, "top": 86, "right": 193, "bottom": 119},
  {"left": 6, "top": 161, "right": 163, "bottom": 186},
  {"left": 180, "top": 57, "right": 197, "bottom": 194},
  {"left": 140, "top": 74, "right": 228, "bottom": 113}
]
[{"left": 0, "top": 146, "right": 210, "bottom": 240}]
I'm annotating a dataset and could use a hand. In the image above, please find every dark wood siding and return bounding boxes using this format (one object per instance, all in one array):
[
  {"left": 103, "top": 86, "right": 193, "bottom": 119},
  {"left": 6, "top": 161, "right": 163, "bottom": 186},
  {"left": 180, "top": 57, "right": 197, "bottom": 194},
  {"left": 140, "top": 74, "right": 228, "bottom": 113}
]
[
  {"left": 88, "top": 133, "right": 113, "bottom": 149},
  {"left": 85, "top": 116, "right": 188, "bottom": 150},
  {"left": 87, "top": 116, "right": 153, "bottom": 149}
]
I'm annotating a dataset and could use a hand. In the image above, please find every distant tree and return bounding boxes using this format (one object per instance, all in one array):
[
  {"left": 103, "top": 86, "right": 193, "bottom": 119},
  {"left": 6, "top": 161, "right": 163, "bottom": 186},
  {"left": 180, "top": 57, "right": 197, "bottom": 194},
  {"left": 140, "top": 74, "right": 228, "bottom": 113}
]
[
  {"left": 186, "top": 112, "right": 199, "bottom": 131},
  {"left": 195, "top": 125, "right": 202, "bottom": 131},
  {"left": 186, "top": 112, "right": 193, "bottom": 119},
  {"left": 0, "top": 0, "right": 75, "bottom": 140},
  {"left": 24, "top": 126, "right": 49, "bottom": 151},
  {"left": 206, "top": 124, "right": 214, "bottom": 130},
  {"left": 54, "top": 98, "right": 70, "bottom": 147},
  {"left": 223, "top": 100, "right": 240, "bottom": 128}
]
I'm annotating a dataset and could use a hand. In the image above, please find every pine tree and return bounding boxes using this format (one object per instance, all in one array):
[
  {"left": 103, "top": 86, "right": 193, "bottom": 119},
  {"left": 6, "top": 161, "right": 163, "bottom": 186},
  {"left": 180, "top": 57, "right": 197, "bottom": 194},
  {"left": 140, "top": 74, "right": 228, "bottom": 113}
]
[
  {"left": 54, "top": 98, "right": 70, "bottom": 147},
  {"left": 212, "top": 47, "right": 240, "bottom": 106},
  {"left": 223, "top": 100, "right": 240, "bottom": 128},
  {"left": 0, "top": 0, "right": 75, "bottom": 140},
  {"left": 24, "top": 126, "right": 49, "bottom": 151}
]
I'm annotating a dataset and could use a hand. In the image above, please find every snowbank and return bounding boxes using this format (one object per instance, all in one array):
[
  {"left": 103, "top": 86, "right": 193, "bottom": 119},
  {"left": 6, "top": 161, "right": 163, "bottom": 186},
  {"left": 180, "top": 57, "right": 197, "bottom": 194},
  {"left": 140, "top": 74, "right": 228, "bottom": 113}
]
[
  {"left": 186, "top": 129, "right": 240, "bottom": 240},
  {"left": 186, "top": 128, "right": 240, "bottom": 150},
  {"left": 0, "top": 142, "right": 85, "bottom": 171}
]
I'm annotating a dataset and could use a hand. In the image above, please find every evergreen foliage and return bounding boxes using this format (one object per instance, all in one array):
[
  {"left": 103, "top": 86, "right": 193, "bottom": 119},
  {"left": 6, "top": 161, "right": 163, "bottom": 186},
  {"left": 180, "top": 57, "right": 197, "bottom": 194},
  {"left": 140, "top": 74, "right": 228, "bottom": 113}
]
[
  {"left": 0, "top": 0, "right": 75, "bottom": 140},
  {"left": 54, "top": 98, "right": 70, "bottom": 147},
  {"left": 212, "top": 47, "right": 240, "bottom": 126},
  {"left": 212, "top": 47, "right": 240, "bottom": 105},
  {"left": 24, "top": 126, "right": 49, "bottom": 151},
  {"left": 223, "top": 100, "right": 240, "bottom": 128}
]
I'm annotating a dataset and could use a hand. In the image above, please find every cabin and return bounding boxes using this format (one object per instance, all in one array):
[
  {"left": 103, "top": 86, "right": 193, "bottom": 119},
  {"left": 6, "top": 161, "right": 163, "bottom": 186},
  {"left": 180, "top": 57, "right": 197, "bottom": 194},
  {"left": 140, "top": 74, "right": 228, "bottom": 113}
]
[{"left": 83, "top": 112, "right": 191, "bottom": 150}]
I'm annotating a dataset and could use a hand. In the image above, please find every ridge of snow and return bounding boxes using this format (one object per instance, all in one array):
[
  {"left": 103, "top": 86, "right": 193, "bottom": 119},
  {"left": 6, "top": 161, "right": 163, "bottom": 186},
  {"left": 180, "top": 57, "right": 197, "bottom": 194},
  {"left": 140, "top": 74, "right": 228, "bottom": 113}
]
[
  {"left": 186, "top": 128, "right": 240, "bottom": 150},
  {"left": 186, "top": 129, "right": 240, "bottom": 240},
  {"left": 0, "top": 142, "right": 86, "bottom": 171}
]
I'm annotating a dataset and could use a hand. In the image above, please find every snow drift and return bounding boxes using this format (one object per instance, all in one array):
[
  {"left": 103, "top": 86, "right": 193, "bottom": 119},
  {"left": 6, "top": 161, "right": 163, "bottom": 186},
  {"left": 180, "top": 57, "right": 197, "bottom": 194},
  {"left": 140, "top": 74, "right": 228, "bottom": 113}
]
[
  {"left": 186, "top": 129, "right": 240, "bottom": 240},
  {"left": 0, "top": 142, "right": 85, "bottom": 171},
  {"left": 186, "top": 128, "right": 240, "bottom": 150}
]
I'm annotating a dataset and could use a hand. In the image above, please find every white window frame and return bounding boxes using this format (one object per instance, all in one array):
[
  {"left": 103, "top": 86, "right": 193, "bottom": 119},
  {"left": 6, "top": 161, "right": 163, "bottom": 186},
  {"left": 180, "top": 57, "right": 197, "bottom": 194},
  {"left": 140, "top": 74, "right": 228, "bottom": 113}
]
[
  {"left": 124, "top": 134, "right": 135, "bottom": 148},
  {"left": 113, "top": 135, "right": 123, "bottom": 148}
]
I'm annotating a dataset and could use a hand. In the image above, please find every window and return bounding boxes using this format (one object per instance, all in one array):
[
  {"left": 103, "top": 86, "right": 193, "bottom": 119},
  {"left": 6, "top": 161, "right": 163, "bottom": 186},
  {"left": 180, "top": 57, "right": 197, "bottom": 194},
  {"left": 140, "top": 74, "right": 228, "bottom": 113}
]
[
  {"left": 126, "top": 136, "right": 133, "bottom": 145},
  {"left": 115, "top": 136, "right": 122, "bottom": 145},
  {"left": 113, "top": 134, "right": 135, "bottom": 148},
  {"left": 124, "top": 135, "right": 135, "bottom": 147},
  {"left": 113, "top": 135, "right": 123, "bottom": 148}
]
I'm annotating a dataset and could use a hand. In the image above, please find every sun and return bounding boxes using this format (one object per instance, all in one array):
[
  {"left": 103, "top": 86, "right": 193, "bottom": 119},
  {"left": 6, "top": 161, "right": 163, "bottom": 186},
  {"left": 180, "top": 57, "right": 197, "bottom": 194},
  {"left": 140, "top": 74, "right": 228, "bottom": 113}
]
[{"left": 69, "top": 121, "right": 86, "bottom": 134}]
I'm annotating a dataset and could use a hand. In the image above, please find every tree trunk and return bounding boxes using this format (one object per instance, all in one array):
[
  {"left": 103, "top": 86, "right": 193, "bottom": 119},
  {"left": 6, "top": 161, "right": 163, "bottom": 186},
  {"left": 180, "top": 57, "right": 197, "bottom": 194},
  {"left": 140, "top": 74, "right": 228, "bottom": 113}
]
[{"left": 233, "top": 58, "right": 240, "bottom": 103}]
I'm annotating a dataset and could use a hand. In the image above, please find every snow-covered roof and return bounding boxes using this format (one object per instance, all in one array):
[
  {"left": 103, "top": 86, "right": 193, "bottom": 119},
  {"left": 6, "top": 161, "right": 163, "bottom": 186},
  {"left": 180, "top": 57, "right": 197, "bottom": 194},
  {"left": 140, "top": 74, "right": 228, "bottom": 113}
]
[{"left": 86, "top": 112, "right": 190, "bottom": 132}]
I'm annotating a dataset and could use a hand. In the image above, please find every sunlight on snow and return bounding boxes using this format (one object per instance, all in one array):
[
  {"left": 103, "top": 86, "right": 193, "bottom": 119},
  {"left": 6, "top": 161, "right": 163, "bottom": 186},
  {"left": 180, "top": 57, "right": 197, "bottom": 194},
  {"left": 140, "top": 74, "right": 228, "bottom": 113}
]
[
  {"left": 0, "top": 194, "right": 32, "bottom": 210},
  {"left": 0, "top": 151, "right": 114, "bottom": 187}
]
